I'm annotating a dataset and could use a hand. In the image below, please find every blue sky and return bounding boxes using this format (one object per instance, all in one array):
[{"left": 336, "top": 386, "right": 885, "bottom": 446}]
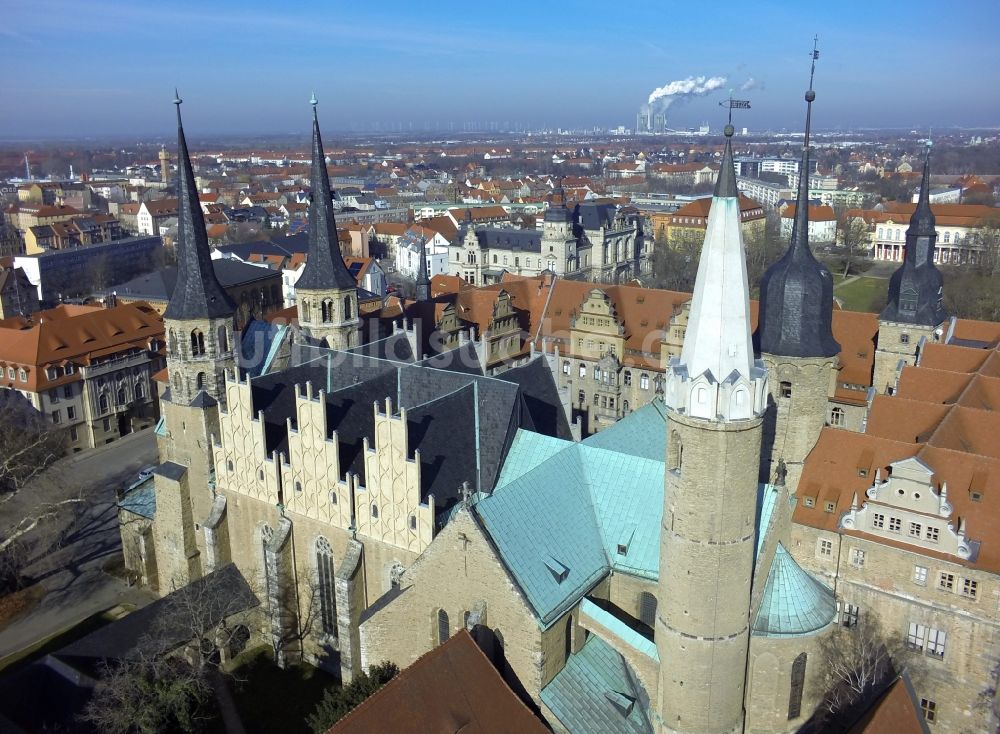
[{"left": 2, "top": 0, "right": 999, "bottom": 137}]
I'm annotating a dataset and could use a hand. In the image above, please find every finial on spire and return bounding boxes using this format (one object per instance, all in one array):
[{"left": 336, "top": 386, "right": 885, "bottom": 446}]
[
  {"left": 173, "top": 89, "right": 183, "bottom": 126},
  {"left": 310, "top": 91, "right": 318, "bottom": 107}
]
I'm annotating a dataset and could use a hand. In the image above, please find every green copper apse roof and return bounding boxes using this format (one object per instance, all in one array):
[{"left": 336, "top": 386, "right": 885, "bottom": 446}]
[
  {"left": 540, "top": 633, "right": 654, "bottom": 734},
  {"left": 752, "top": 543, "right": 836, "bottom": 638}
]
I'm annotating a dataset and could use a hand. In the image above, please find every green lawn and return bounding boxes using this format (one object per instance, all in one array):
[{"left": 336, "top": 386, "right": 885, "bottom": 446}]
[
  {"left": 834, "top": 277, "right": 885, "bottom": 313},
  {"left": 228, "top": 646, "right": 337, "bottom": 734}
]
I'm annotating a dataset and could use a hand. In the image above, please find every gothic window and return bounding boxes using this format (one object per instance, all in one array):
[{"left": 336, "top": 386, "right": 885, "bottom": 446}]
[
  {"left": 135, "top": 380, "right": 144, "bottom": 399},
  {"left": 564, "top": 616, "right": 573, "bottom": 662},
  {"left": 301, "top": 300, "right": 311, "bottom": 322},
  {"left": 316, "top": 537, "right": 337, "bottom": 636},
  {"left": 168, "top": 329, "right": 177, "bottom": 355},
  {"left": 196, "top": 372, "right": 205, "bottom": 392},
  {"left": 227, "top": 459, "right": 234, "bottom": 472},
  {"left": 218, "top": 325, "right": 228, "bottom": 353},
  {"left": 98, "top": 393, "right": 109, "bottom": 414},
  {"left": 116, "top": 387, "right": 126, "bottom": 405},
  {"left": 261, "top": 524, "right": 275, "bottom": 614},
  {"left": 668, "top": 430, "right": 682, "bottom": 473},
  {"left": 343, "top": 295, "right": 353, "bottom": 320},
  {"left": 437, "top": 609, "right": 450, "bottom": 645},
  {"left": 788, "top": 653, "right": 806, "bottom": 719},
  {"left": 191, "top": 329, "right": 205, "bottom": 356},
  {"left": 638, "top": 592, "right": 657, "bottom": 629},
  {"left": 321, "top": 299, "right": 333, "bottom": 323}
]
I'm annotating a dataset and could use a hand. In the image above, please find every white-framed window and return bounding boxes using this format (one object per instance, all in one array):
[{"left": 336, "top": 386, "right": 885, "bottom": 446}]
[
  {"left": 926, "top": 628, "right": 946, "bottom": 658},
  {"left": 840, "top": 602, "right": 859, "bottom": 628},
  {"left": 913, "top": 565, "right": 928, "bottom": 585},
  {"left": 640, "top": 373, "right": 649, "bottom": 390},
  {"left": 872, "top": 513, "right": 885, "bottom": 529},
  {"left": 961, "top": 578, "right": 979, "bottom": 600},
  {"left": 818, "top": 539, "right": 833, "bottom": 557},
  {"left": 909, "top": 522, "right": 922, "bottom": 537},
  {"left": 830, "top": 407, "right": 845, "bottom": 426},
  {"left": 850, "top": 548, "right": 866, "bottom": 567},
  {"left": 578, "top": 363, "right": 586, "bottom": 378},
  {"left": 562, "top": 360, "right": 570, "bottom": 375},
  {"left": 926, "top": 526, "right": 939, "bottom": 542},
  {"left": 888, "top": 517, "right": 902, "bottom": 533},
  {"left": 938, "top": 572, "right": 955, "bottom": 592},
  {"left": 18, "top": 369, "right": 27, "bottom": 382},
  {"left": 803, "top": 497, "right": 816, "bottom": 508},
  {"left": 907, "top": 622, "right": 926, "bottom": 651},
  {"left": 64, "top": 363, "right": 74, "bottom": 375}
]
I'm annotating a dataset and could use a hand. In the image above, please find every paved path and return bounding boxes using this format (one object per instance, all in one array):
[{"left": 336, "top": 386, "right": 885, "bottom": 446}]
[{"left": 0, "top": 429, "right": 158, "bottom": 660}]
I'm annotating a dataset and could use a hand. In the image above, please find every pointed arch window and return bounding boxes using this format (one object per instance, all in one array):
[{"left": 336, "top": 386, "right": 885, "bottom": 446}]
[
  {"left": 321, "top": 299, "right": 333, "bottom": 323},
  {"left": 301, "top": 300, "right": 311, "bottom": 323},
  {"left": 196, "top": 372, "right": 205, "bottom": 392},
  {"left": 564, "top": 616, "right": 574, "bottom": 661},
  {"left": 116, "top": 387, "right": 126, "bottom": 405},
  {"left": 316, "top": 537, "right": 337, "bottom": 637},
  {"left": 98, "top": 393, "right": 109, "bottom": 414},
  {"left": 343, "top": 295, "right": 353, "bottom": 320},
  {"left": 135, "top": 380, "right": 144, "bottom": 399},
  {"left": 788, "top": 653, "right": 807, "bottom": 719},
  {"left": 437, "top": 608, "right": 450, "bottom": 645},
  {"left": 191, "top": 329, "right": 205, "bottom": 356},
  {"left": 217, "top": 325, "right": 228, "bottom": 353},
  {"left": 168, "top": 329, "right": 177, "bottom": 355}
]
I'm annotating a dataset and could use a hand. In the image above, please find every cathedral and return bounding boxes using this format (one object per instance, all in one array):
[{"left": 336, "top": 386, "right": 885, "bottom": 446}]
[{"left": 119, "top": 70, "right": 998, "bottom": 734}]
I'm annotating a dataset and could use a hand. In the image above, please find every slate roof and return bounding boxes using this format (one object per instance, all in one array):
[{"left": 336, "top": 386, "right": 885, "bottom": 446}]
[
  {"left": 540, "top": 633, "right": 654, "bottom": 734},
  {"left": 109, "top": 258, "right": 275, "bottom": 304},
  {"left": 752, "top": 543, "right": 836, "bottom": 637},
  {"left": 474, "top": 228, "right": 542, "bottom": 253},
  {"left": 117, "top": 478, "right": 156, "bottom": 519},
  {"left": 162, "top": 102, "right": 235, "bottom": 321}
]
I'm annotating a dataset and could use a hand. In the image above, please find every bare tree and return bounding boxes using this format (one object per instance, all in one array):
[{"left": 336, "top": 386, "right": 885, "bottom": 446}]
[
  {"left": 0, "top": 391, "right": 67, "bottom": 501},
  {"left": 815, "top": 610, "right": 911, "bottom": 726},
  {"left": 838, "top": 212, "right": 871, "bottom": 278}
]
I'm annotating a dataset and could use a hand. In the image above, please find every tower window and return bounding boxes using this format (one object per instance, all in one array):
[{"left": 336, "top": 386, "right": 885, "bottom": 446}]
[
  {"left": 780, "top": 381, "right": 792, "bottom": 398},
  {"left": 437, "top": 609, "right": 450, "bottom": 645},
  {"left": 343, "top": 295, "right": 353, "bottom": 320},
  {"left": 191, "top": 329, "right": 205, "bottom": 357},
  {"left": 788, "top": 653, "right": 807, "bottom": 719},
  {"left": 900, "top": 333, "right": 910, "bottom": 344},
  {"left": 196, "top": 372, "right": 205, "bottom": 391},
  {"left": 316, "top": 537, "right": 337, "bottom": 636},
  {"left": 321, "top": 299, "right": 333, "bottom": 323},
  {"left": 218, "top": 325, "right": 228, "bottom": 353}
]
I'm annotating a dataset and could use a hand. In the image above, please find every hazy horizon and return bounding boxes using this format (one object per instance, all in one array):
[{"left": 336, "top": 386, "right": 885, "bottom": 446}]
[{"left": 3, "top": 0, "right": 999, "bottom": 138}]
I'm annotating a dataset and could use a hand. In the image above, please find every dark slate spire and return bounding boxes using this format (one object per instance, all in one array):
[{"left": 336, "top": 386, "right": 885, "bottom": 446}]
[
  {"left": 415, "top": 230, "right": 430, "bottom": 301},
  {"left": 714, "top": 124, "right": 738, "bottom": 198},
  {"left": 163, "top": 91, "right": 236, "bottom": 321},
  {"left": 544, "top": 176, "right": 572, "bottom": 223},
  {"left": 756, "top": 38, "right": 840, "bottom": 358},
  {"left": 880, "top": 142, "right": 948, "bottom": 326},
  {"left": 296, "top": 94, "right": 357, "bottom": 292}
]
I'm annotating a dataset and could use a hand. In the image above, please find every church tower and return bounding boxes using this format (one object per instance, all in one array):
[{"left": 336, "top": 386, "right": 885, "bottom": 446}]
[
  {"left": 657, "top": 124, "right": 768, "bottom": 734},
  {"left": 540, "top": 179, "right": 577, "bottom": 273},
  {"left": 872, "top": 143, "right": 948, "bottom": 393},
  {"left": 295, "top": 95, "right": 361, "bottom": 350},
  {"left": 415, "top": 232, "right": 431, "bottom": 302},
  {"left": 756, "top": 43, "right": 840, "bottom": 491},
  {"left": 156, "top": 91, "right": 238, "bottom": 590}
]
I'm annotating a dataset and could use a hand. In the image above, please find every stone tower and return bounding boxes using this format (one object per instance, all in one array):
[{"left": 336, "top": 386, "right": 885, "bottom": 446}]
[
  {"left": 159, "top": 145, "right": 171, "bottom": 184},
  {"left": 872, "top": 144, "right": 948, "bottom": 393},
  {"left": 756, "top": 45, "right": 840, "bottom": 492},
  {"left": 295, "top": 95, "right": 361, "bottom": 350},
  {"left": 540, "top": 180, "right": 577, "bottom": 273},
  {"left": 657, "top": 125, "right": 769, "bottom": 734},
  {"left": 155, "top": 91, "right": 238, "bottom": 591}
]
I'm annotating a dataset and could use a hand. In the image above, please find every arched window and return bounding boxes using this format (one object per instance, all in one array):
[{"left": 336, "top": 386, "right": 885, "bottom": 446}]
[
  {"left": 196, "top": 372, "right": 205, "bottom": 391},
  {"left": 371, "top": 503, "right": 379, "bottom": 519},
  {"left": 830, "top": 407, "right": 845, "bottom": 427},
  {"left": 168, "top": 329, "right": 177, "bottom": 355},
  {"left": 321, "top": 299, "right": 333, "bottom": 323},
  {"left": 623, "top": 370, "right": 632, "bottom": 386},
  {"left": 343, "top": 295, "right": 352, "bottom": 320},
  {"left": 788, "top": 653, "right": 807, "bottom": 719},
  {"left": 116, "top": 387, "right": 126, "bottom": 405},
  {"left": 301, "top": 300, "right": 311, "bottom": 323},
  {"left": 135, "top": 380, "right": 144, "bottom": 399},
  {"left": 99, "top": 393, "right": 109, "bottom": 414},
  {"left": 623, "top": 400, "right": 630, "bottom": 413},
  {"left": 437, "top": 609, "right": 450, "bottom": 645},
  {"left": 217, "top": 325, "right": 228, "bottom": 353},
  {"left": 191, "top": 329, "right": 205, "bottom": 356},
  {"left": 564, "top": 616, "right": 574, "bottom": 661},
  {"left": 668, "top": 430, "right": 683, "bottom": 473},
  {"left": 639, "top": 592, "right": 657, "bottom": 629},
  {"left": 640, "top": 373, "right": 649, "bottom": 390},
  {"left": 316, "top": 537, "right": 337, "bottom": 637}
]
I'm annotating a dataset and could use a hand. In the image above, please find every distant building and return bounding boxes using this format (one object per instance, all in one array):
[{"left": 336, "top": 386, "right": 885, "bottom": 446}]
[
  {"left": 864, "top": 202, "right": 1000, "bottom": 264},
  {"left": 137, "top": 198, "right": 179, "bottom": 235},
  {"left": 779, "top": 203, "right": 837, "bottom": 243},
  {"left": 0, "top": 264, "right": 40, "bottom": 319},
  {"left": 662, "top": 194, "right": 766, "bottom": 244},
  {"left": 0, "top": 302, "right": 164, "bottom": 452}
]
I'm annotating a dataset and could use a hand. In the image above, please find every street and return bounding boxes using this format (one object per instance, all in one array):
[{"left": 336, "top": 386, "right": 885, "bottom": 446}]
[{"left": 0, "top": 429, "right": 159, "bottom": 660}]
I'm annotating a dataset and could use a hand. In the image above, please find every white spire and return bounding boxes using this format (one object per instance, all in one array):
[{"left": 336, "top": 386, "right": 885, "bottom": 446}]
[{"left": 664, "top": 128, "right": 767, "bottom": 422}]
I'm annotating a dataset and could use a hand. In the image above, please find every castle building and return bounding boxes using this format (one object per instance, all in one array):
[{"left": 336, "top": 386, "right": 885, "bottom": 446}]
[
  {"left": 756, "top": 71, "right": 842, "bottom": 492},
  {"left": 872, "top": 146, "right": 950, "bottom": 395}
]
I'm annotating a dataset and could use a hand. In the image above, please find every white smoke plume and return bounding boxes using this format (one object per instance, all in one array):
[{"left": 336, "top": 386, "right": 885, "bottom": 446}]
[
  {"left": 739, "top": 77, "right": 761, "bottom": 92},
  {"left": 647, "top": 75, "right": 727, "bottom": 107}
]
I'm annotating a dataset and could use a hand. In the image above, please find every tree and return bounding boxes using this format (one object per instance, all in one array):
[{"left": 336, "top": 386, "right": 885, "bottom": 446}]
[
  {"left": 0, "top": 390, "right": 67, "bottom": 500},
  {"left": 82, "top": 656, "right": 214, "bottom": 734},
  {"left": 306, "top": 661, "right": 399, "bottom": 733},
  {"left": 814, "top": 610, "right": 912, "bottom": 728},
  {"left": 838, "top": 213, "right": 871, "bottom": 278},
  {"left": 744, "top": 212, "right": 785, "bottom": 294}
]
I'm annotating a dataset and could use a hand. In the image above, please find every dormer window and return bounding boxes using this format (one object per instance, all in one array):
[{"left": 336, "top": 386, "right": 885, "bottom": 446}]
[{"left": 616, "top": 543, "right": 628, "bottom": 556}]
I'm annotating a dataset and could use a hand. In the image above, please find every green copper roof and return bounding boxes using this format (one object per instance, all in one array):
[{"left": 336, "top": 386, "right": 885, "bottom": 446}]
[
  {"left": 753, "top": 543, "right": 836, "bottom": 638},
  {"left": 756, "top": 484, "right": 781, "bottom": 556},
  {"left": 495, "top": 429, "right": 570, "bottom": 486},
  {"left": 582, "top": 399, "right": 667, "bottom": 461},
  {"left": 580, "top": 598, "right": 658, "bottom": 662},
  {"left": 540, "top": 633, "right": 654, "bottom": 734}
]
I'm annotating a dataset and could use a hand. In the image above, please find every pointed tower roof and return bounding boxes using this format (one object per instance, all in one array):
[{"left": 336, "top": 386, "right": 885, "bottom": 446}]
[
  {"left": 677, "top": 124, "right": 756, "bottom": 384},
  {"left": 162, "top": 91, "right": 235, "bottom": 321},
  {"left": 880, "top": 142, "right": 948, "bottom": 327},
  {"left": 415, "top": 230, "right": 430, "bottom": 301},
  {"left": 296, "top": 95, "right": 357, "bottom": 292},
  {"left": 757, "top": 39, "right": 840, "bottom": 358}
]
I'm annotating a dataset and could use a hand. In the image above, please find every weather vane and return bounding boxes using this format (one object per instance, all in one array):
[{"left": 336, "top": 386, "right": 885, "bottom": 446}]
[{"left": 719, "top": 89, "right": 751, "bottom": 128}]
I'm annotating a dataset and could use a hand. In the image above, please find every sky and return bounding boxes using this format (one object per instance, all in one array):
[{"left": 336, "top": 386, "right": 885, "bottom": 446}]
[{"left": 2, "top": 0, "right": 999, "bottom": 138}]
